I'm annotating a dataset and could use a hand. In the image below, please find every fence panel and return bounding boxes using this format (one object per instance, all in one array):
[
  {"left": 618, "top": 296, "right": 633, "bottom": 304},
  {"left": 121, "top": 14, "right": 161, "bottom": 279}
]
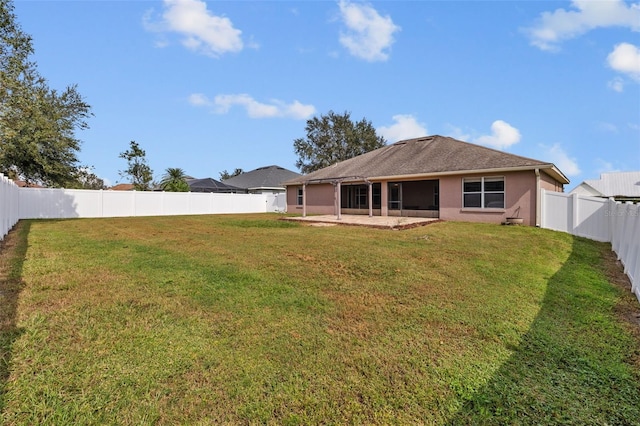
[
  {"left": 541, "top": 190, "right": 572, "bottom": 233},
  {"left": 573, "top": 195, "right": 609, "bottom": 242},
  {"left": 542, "top": 190, "right": 639, "bottom": 302},
  {"left": 17, "top": 188, "right": 281, "bottom": 219},
  {"left": 0, "top": 174, "right": 20, "bottom": 241}
]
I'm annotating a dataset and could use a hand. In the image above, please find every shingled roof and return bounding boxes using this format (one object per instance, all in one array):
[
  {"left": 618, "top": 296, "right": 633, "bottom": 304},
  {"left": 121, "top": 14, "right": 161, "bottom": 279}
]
[
  {"left": 222, "top": 165, "right": 301, "bottom": 190},
  {"left": 284, "top": 135, "right": 569, "bottom": 185}
]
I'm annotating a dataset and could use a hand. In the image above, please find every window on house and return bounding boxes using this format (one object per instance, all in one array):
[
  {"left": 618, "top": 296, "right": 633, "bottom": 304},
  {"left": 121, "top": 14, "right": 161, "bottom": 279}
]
[
  {"left": 297, "top": 187, "right": 303, "bottom": 205},
  {"left": 463, "top": 177, "right": 504, "bottom": 208}
]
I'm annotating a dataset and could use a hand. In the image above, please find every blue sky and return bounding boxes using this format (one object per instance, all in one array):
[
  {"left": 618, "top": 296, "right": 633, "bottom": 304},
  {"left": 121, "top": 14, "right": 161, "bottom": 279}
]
[{"left": 13, "top": 0, "right": 640, "bottom": 189}]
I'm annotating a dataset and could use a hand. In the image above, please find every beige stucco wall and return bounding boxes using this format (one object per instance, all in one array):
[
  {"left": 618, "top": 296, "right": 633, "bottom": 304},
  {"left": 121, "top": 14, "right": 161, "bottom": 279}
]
[
  {"left": 286, "top": 183, "right": 336, "bottom": 215},
  {"left": 440, "top": 170, "right": 543, "bottom": 226},
  {"left": 287, "top": 170, "right": 565, "bottom": 225},
  {"left": 540, "top": 170, "right": 564, "bottom": 192}
]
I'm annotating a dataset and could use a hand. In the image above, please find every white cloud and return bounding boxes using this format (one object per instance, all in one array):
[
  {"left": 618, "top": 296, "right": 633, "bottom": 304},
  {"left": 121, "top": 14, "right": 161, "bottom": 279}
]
[
  {"left": 473, "top": 120, "right": 521, "bottom": 150},
  {"left": 595, "top": 158, "right": 620, "bottom": 174},
  {"left": 337, "top": 0, "right": 400, "bottom": 62},
  {"left": 443, "top": 124, "right": 471, "bottom": 142},
  {"left": 188, "top": 93, "right": 212, "bottom": 106},
  {"left": 597, "top": 121, "right": 619, "bottom": 133},
  {"left": 607, "top": 76, "right": 625, "bottom": 92},
  {"left": 540, "top": 143, "right": 581, "bottom": 176},
  {"left": 144, "top": 0, "right": 243, "bottom": 57},
  {"left": 377, "top": 115, "right": 427, "bottom": 142},
  {"left": 524, "top": 0, "right": 640, "bottom": 51},
  {"left": 190, "top": 93, "right": 315, "bottom": 119},
  {"left": 607, "top": 42, "right": 640, "bottom": 80}
]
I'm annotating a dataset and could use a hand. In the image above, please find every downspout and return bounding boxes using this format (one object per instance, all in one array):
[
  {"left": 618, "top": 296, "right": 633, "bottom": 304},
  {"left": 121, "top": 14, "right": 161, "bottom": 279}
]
[
  {"left": 302, "top": 183, "right": 307, "bottom": 217},
  {"left": 336, "top": 181, "right": 342, "bottom": 220},
  {"left": 535, "top": 168, "right": 541, "bottom": 227},
  {"left": 368, "top": 181, "right": 373, "bottom": 217}
]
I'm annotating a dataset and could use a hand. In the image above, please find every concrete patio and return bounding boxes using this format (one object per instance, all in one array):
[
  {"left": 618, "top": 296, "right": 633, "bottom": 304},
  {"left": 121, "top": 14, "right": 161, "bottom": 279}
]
[{"left": 282, "top": 214, "right": 441, "bottom": 230}]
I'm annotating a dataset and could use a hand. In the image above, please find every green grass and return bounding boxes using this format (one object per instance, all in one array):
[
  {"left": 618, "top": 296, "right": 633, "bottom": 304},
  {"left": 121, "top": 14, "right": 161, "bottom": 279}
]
[{"left": 0, "top": 214, "right": 638, "bottom": 425}]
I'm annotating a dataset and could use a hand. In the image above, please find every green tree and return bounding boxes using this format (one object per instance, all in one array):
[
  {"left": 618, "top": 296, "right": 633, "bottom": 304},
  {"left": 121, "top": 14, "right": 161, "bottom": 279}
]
[
  {"left": 118, "top": 141, "right": 153, "bottom": 191},
  {"left": 0, "top": 0, "right": 92, "bottom": 187},
  {"left": 70, "top": 166, "right": 105, "bottom": 190},
  {"left": 293, "top": 110, "right": 386, "bottom": 174},
  {"left": 160, "top": 167, "right": 189, "bottom": 192},
  {"left": 219, "top": 168, "right": 243, "bottom": 180}
]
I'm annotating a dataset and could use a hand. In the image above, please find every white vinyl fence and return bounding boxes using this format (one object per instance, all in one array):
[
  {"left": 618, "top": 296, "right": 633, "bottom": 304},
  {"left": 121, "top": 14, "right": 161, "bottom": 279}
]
[
  {"left": 541, "top": 190, "right": 639, "bottom": 302},
  {"left": 0, "top": 174, "right": 20, "bottom": 240},
  {"left": 0, "top": 184, "right": 286, "bottom": 242},
  {"left": 18, "top": 188, "right": 285, "bottom": 219}
]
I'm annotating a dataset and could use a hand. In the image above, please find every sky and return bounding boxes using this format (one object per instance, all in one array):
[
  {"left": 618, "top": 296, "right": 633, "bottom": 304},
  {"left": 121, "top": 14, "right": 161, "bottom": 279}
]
[{"left": 12, "top": 0, "right": 640, "bottom": 189}]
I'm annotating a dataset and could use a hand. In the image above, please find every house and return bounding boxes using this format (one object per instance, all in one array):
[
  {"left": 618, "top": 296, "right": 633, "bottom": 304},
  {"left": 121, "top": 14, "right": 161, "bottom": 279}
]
[
  {"left": 570, "top": 171, "right": 640, "bottom": 202},
  {"left": 185, "top": 177, "right": 241, "bottom": 193},
  {"left": 13, "top": 180, "right": 44, "bottom": 188},
  {"left": 108, "top": 183, "right": 135, "bottom": 191},
  {"left": 283, "top": 135, "right": 569, "bottom": 226},
  {"left": 222, "top": 165, "right": 301, "bottom": 194}
]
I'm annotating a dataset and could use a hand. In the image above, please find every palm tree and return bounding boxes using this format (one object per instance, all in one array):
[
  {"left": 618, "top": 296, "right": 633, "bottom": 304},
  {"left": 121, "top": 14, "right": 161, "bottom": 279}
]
[{"left": 160, "top": 167, "right": 189, "bottom": 192}]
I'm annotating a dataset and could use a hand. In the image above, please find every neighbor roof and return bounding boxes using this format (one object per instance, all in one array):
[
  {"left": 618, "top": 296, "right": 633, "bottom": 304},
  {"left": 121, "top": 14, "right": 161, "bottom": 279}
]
[
  {"left": 572, "top": 171, "right": 640, "bottom": 198},
  {"left": 109, "top": 183, "right": 135, "bottom": 191},
  {"left": 186, "top": 178, "right": 240, "bottom": 193},
  {"left": 284, "top": 135, "right": 569, "bottom": 185},
  {"left": 222, "top": 165, "right": 301, "bottom": 190}
]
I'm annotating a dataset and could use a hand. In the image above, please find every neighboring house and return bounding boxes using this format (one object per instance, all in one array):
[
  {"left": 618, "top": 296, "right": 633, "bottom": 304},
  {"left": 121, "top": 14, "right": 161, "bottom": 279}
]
[
  {"left": 186, "top": 177, "right": 241, "bottom": 193},
  {"left": 283, "top": 135, "right": 569, "bottom": 226},
  {"left": 222, "top": 165, "right": 301, "bottom": 194},
  {"left": 13, "top": 180, "right": 44, "bottom": 188},
  {"left": 570, "top": 171, "right": 640, "bottom": 202},
  {"left": 109, "top": 183, "right": 135, "bottom": 191}
]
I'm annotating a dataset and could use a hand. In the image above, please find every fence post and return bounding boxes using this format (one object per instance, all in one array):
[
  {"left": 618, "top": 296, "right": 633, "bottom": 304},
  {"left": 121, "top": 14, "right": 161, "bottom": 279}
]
[{"left": 539, "top": 188, "right": 546, "bottom": 228}]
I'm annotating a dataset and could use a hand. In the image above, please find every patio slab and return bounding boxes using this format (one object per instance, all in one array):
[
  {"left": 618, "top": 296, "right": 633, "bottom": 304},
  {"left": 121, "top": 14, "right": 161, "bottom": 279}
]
[{"left": 282, "top": 214, "right": 440, "bottom": 230}]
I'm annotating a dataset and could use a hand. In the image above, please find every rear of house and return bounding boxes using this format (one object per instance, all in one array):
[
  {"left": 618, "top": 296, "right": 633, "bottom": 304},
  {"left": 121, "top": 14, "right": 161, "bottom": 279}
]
[{"left": 284, "top": 135, "right": 568, "bottom": 226}]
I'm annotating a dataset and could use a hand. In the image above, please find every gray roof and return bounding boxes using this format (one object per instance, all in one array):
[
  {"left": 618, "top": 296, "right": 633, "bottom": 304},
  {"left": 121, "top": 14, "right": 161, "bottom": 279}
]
[
  {"left": 572, "top": 171, "right": 640, "bottom": 198},
  {"left": 284, "top": 135, "right": 569, "bottom": 185},
  {"left": 186, "top": 178, "right": 241, "bottom": 193},
  {"left": 222, "top": 165, "right": 301, "bottom": 190}
]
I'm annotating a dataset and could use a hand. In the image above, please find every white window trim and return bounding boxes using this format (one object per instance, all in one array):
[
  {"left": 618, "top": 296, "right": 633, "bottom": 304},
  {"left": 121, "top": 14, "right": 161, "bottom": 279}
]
[{"left": 461, "top": 176, "right": 506, "bottom": 210}]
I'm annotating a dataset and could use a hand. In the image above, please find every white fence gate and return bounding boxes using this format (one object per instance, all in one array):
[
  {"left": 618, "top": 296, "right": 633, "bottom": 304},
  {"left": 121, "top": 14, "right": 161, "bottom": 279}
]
[{"left": 541, "top": 190, "right": 639, "bottom": 302}]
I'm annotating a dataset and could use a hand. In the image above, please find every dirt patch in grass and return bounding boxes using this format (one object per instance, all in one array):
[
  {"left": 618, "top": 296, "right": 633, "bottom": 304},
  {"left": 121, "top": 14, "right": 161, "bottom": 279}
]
[
  {"left": 0, "top": 222, "right": 30, "bottom": 412},
  {"left": 601, "top": 246, "right": 640, "bottom": 369}
]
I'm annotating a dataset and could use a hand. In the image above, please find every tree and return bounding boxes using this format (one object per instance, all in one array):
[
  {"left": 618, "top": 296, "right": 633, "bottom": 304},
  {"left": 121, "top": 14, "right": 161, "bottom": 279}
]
[
  {"left": 219, "top": 168, "right": 243, "bottom": 180},
  {"left": 160, "top": 167, "right": 189, "bottom": 192},
  {"left": 71, "top": 166, "right": 105, "bottom": 190},
  {"left": 0, "top": 0, "right": 92, "bottom": 187},
  {"left": 293, "top": 110, "right": 386, "bottom": 174},
  {"left": 118, "top": 141, "right": 153, "bottom": 191}
]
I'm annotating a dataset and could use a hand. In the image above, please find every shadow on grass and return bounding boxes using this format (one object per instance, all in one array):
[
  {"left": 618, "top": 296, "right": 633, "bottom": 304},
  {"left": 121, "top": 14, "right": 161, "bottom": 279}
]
[
  {"left": 0, "top": 221, "right": 30, "bottom": 412},
  {"left": 448, "top": 235, "right": 640, "bottom": 425}
]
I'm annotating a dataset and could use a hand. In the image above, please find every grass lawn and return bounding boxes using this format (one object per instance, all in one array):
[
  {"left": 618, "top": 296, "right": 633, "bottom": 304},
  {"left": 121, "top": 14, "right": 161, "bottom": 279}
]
[{"left": 0, "top": 214, "right": 638, "bottom": 425}]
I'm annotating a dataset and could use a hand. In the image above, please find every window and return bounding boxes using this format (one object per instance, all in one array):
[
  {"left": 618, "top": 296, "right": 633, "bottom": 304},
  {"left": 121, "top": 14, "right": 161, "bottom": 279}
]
[
  {"left": 297, "top": 187, "right": 303, "bottom": 205},
  {"left": 388, "top": 183, "right": 401, "bottom": 210},
  {"left": 341, "top": 184, "right": 381, "bottom": 209},
  {"left": 463, "top": 177, "right": 504, "bottom": 208}
]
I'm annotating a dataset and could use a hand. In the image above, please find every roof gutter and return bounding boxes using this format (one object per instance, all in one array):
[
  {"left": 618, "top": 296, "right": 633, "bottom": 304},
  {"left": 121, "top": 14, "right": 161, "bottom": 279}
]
[
  {"left": 247, "top": 186, "right": 285, "bottom": 191},
  {"left": 373, "top": 164, "right": 569, "bottom": 184},
  {"left": 284, "top": 164, "right": 570, "bottom": 186}
]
